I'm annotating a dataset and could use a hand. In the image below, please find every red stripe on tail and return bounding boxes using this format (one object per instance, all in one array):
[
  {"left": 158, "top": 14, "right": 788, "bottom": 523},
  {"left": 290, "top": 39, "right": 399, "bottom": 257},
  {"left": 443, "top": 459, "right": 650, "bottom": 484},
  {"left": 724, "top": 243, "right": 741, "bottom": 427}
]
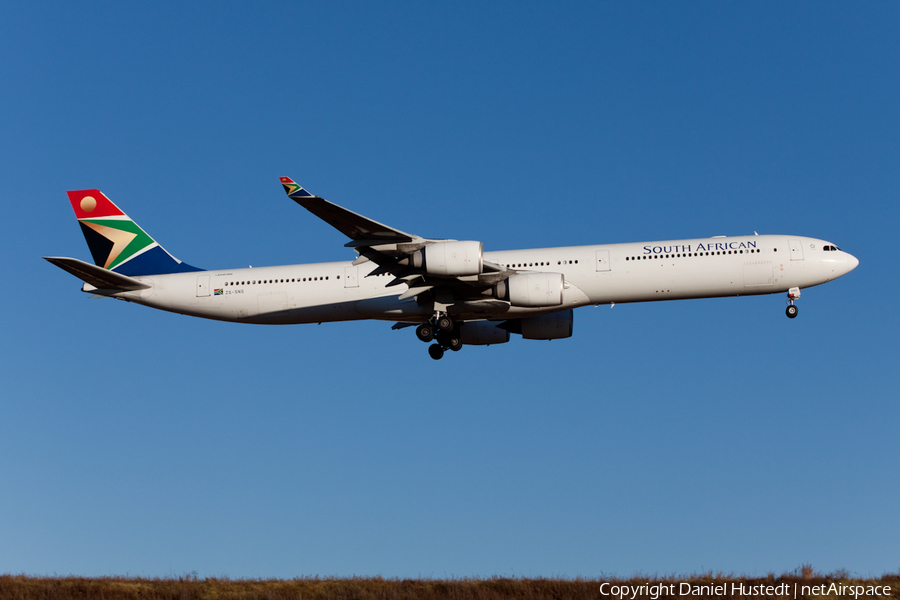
[{"left": 67, "top": 189, "right": 125, "bottom": 220}]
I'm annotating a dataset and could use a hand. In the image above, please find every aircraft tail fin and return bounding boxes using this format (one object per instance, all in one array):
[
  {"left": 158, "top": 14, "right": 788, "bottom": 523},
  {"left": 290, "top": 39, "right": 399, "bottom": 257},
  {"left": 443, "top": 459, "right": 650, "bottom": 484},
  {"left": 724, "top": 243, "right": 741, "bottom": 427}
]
[{"left": 66, "top": 189, "right": 201, "bottom": 276}]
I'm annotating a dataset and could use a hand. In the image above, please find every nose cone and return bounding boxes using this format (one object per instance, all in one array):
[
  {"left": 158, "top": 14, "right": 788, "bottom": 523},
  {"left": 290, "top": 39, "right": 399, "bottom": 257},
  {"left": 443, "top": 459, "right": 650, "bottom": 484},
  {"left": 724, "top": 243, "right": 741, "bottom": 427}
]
[{"left": 845, "top": 253, "right": 859, "bottom": 272}]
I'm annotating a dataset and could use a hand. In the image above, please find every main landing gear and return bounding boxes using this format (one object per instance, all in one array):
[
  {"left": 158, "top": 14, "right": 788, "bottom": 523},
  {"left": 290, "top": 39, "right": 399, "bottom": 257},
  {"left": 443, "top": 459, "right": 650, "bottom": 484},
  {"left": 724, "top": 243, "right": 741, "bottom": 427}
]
[
  {"left": 417, "top": 314, "right": 462, "bottom": 360},
  {"left": 786, "top": 287, "right": 800, "bottom": 319}
]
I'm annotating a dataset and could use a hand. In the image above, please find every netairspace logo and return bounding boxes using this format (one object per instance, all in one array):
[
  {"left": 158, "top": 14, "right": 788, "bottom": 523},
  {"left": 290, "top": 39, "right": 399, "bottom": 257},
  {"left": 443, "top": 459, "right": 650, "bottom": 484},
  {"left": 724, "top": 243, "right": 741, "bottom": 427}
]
[{"left": 599, "top": 582, "right": 892, "bottom": 599}]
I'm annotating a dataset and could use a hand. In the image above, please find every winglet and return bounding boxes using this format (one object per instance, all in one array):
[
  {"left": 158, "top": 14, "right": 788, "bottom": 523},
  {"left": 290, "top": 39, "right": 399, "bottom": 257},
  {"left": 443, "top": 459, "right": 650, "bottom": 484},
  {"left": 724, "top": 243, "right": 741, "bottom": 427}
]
[{"left": 279, "top": 176, "right": 315, "bottom": 199}]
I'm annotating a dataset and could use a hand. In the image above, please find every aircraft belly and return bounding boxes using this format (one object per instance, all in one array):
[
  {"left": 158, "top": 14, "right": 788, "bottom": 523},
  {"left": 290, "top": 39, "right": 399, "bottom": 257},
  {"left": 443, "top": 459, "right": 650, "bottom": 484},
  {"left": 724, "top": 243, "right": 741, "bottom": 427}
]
[
  {"left": 246, "top": 301, "right": 362, "bottom": 324},
  {"left": 781, "top": 260, "right": 831, "bottom": 290},
  {"left": 578, "top": 264, "right": 752, "bottom": 304},
  {"left": 355, "top": 294, "right": 431, "bottom": 320},
  {"left": 245, "top": 286, "right": 370, "bottom": 324}
]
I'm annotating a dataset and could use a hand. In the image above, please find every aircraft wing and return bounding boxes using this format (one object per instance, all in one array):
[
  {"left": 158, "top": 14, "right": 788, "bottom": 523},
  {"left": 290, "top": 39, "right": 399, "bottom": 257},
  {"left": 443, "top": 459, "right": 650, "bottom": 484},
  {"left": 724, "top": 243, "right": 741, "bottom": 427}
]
[
  {"left": 279, "top": 177, "right": 422, "bottom": 249},
  {"left": 278, "top": 177, "right": 514, "bottom": 302},
  {"left": 44, "top": 256, "right": 150, "bottom": 291}
]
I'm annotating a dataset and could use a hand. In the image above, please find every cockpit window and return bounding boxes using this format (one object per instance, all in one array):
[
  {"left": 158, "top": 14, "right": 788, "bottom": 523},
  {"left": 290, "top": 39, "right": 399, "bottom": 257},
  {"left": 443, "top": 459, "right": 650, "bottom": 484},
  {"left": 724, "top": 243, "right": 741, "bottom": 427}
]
[{"left": 823, "top": 245, "right": 840, "bottom": 251}]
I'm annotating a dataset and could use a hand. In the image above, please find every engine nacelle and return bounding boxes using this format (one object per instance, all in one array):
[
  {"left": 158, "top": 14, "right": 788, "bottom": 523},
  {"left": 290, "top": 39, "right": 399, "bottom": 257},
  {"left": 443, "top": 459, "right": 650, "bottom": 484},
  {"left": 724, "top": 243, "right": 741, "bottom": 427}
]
[
  {"left": 458, "top": 321, "right": 510, "bottom": 346},
  {"left": 411, "top": 241, "right": 483, "bottom": 276},
  {"left": 519, "top": 310, "right": 573, "bottom": 340},
  {"left": 495, "top": 272, "right": 564, "bottom": 307}
]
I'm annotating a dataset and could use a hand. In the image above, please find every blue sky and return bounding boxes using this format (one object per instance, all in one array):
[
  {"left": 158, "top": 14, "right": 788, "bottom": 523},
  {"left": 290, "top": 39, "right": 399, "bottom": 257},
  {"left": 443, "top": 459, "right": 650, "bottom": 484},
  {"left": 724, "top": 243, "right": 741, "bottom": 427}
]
[{"left": 1, "top": 1, "right": 898, "bottom": 579}]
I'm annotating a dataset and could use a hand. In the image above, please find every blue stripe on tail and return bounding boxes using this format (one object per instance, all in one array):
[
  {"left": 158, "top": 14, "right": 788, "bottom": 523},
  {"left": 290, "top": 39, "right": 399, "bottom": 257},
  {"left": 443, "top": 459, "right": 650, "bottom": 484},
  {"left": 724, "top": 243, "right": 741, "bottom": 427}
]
[{"left": 112, "top": 246, "right": 202, "bottom": 276}]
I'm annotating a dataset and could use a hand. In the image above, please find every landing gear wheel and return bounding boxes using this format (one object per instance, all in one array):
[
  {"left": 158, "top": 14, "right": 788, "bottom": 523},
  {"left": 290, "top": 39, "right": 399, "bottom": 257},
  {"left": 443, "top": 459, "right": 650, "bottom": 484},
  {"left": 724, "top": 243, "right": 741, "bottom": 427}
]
[
  {"left": 447, "top": 336, "right": 463, "bottom": 352},
  {"left": 436, "top": 315, "right": 454, "bottom": 331},
  {"left": 416, "top": 323, "right": 434, "bottom": 342},
  {"left": 428, "top": 344, "right": 445, "bottom": 360},
  {"left": 786, "top": 305, "right": 799, "bottom": 319}
]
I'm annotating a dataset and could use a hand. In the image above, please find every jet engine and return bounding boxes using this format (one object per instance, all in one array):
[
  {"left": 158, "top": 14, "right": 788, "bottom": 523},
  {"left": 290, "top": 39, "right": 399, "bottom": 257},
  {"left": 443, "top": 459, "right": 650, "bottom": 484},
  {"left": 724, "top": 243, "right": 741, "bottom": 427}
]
[
  {"left": 409, "top": 241, "right": 483, "bottom": 276},
  {"left": 494, "top": 272, "right": 564, "bottom": 307},
  {"left": 458, "top": 321, "right": 510, "bottom": 345},
  {"left": 506, "top": 310, "right": 573, "bottom": 340}
]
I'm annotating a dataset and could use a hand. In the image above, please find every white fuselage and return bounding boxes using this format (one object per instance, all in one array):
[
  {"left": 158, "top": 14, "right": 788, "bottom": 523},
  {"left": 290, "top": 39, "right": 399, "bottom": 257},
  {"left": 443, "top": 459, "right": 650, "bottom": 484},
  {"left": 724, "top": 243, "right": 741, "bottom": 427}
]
[{"left": 105, "top": 234, "right": 858, "bottom": 325}]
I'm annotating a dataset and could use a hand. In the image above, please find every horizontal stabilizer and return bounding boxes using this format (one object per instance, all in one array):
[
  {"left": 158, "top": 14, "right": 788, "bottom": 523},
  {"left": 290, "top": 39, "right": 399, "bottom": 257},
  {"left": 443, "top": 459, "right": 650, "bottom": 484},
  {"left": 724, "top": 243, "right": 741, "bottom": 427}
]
[{"left": 44, "top": 256, "right": 151, "bottom": 291}]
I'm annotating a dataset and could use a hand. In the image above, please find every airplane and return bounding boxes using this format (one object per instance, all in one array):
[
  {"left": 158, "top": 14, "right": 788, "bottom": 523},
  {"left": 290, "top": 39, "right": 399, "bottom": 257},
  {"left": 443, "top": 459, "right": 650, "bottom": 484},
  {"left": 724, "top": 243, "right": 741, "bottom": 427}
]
[{"left": 46, "top": 177, "right": 859, "bottom": 360}]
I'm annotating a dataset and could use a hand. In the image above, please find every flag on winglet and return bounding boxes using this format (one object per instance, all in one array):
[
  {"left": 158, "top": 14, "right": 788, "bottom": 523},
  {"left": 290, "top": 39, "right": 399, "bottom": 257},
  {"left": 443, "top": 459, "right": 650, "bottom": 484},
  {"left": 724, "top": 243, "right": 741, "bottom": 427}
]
[{"left": 279, "top": 176, "right": 313, "bottom": 198}]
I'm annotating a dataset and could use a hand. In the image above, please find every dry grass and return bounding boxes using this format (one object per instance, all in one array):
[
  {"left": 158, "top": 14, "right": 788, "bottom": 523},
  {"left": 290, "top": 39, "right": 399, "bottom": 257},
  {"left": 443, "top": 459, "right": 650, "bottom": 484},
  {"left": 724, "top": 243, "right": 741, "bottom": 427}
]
[{"left": 0, "top": 569, "right": 897, "bottom": 600}]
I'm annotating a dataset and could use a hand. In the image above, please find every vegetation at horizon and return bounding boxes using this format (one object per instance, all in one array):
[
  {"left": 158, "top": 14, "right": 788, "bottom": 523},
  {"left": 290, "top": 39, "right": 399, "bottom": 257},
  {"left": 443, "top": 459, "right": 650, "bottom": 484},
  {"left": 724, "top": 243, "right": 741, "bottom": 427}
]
[{"left": 1, "top": 568, "right": 898, "bottom": 600}]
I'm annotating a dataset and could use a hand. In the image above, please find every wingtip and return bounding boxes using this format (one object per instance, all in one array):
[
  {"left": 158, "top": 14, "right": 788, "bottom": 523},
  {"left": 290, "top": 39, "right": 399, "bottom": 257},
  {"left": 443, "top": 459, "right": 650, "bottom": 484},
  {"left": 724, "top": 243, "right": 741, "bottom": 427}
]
[{"left": 279, "top": 176, "right": 314, "bottom": 198}]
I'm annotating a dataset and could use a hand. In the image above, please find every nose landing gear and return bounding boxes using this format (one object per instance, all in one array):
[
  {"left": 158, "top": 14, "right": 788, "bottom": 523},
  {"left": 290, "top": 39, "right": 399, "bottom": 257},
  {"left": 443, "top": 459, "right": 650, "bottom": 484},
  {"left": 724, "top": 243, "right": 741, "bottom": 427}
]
[
  {"left": 786, "top": 287, "right": 800, "bottom": 319},
  {"left": 420, "top": 313, "right": 461, "bottom": 359}
]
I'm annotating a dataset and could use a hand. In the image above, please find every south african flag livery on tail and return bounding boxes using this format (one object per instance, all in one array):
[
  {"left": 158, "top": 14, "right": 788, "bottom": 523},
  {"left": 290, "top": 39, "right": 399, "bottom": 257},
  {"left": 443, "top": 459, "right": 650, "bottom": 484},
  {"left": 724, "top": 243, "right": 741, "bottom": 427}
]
[
  {"left": 279, "top": 176, "right": 314, "bottom": 198},
  {"left": 66, "top": 189, "right": 200, "bottom": 276}
]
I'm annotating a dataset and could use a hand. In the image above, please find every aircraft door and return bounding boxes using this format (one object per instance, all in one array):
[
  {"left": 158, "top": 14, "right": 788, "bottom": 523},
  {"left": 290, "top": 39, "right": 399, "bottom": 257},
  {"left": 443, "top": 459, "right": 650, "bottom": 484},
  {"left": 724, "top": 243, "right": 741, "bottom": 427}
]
[
  {"left": 344, "top": 266, "right": 359, "bottom": 288},
  {"left": 196, "top": 275, "right": 210, "bottom": 297},
  {"left": 789, "top": 239, "right": 804, "bottom": 261},
  {"left": 595, "top": 249, "right": 611, "bottom": 272}
]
